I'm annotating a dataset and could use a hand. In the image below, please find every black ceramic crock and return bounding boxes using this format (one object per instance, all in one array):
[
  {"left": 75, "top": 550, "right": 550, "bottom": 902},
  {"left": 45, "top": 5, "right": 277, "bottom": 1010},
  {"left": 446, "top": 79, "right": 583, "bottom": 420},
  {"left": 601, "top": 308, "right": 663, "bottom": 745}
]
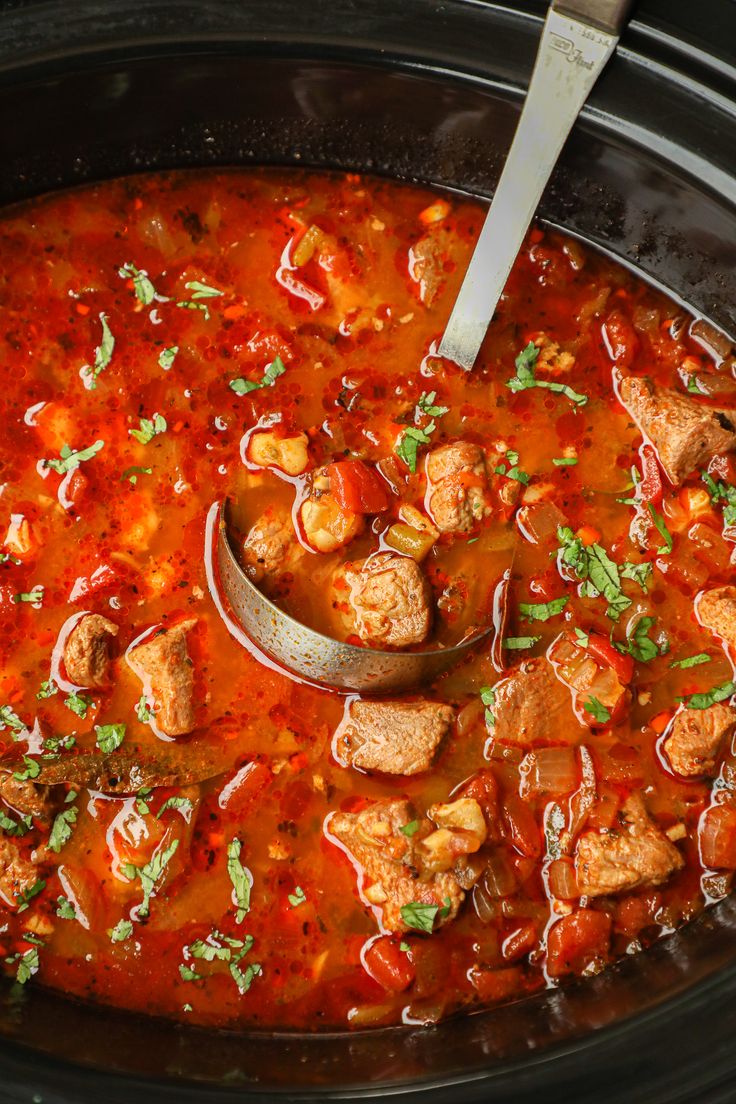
[{"left": 0, "top": 1, "right": 735, "bottom": 1101}]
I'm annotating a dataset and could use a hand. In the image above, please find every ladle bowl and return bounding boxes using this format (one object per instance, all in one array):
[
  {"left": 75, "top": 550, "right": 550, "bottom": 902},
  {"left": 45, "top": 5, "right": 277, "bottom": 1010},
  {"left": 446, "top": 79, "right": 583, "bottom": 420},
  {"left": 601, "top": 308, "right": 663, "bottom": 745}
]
[{"left": 214, "top": 500, "right": 492, "bottom": 693}]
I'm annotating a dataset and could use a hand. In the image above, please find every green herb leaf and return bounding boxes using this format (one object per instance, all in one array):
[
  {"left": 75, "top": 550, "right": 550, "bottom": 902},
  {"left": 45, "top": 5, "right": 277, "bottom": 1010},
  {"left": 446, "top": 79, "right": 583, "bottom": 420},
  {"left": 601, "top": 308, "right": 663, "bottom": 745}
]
[
  {"left": 13, "top": 756, "right": 40, "bottom": 782},
  {"left": 118, "top": 262, "right": 159, "bottom": 306},
  {"left": 0, "top": 705, "right": 26, "bottom": 735},
  {"left": 81, "top": 313, "right": 115, "bottom": 389},
  {"left": 56, "top": 895, "right": 76, "bottom": 920},
  {"left": 670, "top": 653, "right": 711, "bottom": 670},
  {"left": 110, "top": 918, "right": 134, "bottom": 943},
  {"left": 129, "top": 413, "right": 167, "bottom": 445},
  {"left": 121, "top": 465, "right": 153, "bottom": 484},
  {"left": 625, "top": 616, "right": 660, "bottom": 664},
  {"left": 503, "top": 636, "right": 541, "bottom": 650},
  {"left": 14, "top": 945, "right": 40, "bottom": 984},
  {"left": 0, "top": 809, "right": 32, "bottom": 837},
  {"left": 552, "top": 457, "right": 578, "bottom": 467},
  {"left": 399, "top": 820, "right": 420, "bottom": 838},
  {"left": 399, "top": 941, "right": 410, "bottom": 953},
  {"left": 65, "top": 691, "right": 92, "bottom": 719},
  {"left": 647, "top": 503, "right": 673, "bottom": 555},
  {"left": 45, "top": 440, "right": 104, "bottom": 475},
  {"left": 156, "top": 796, "right": 193, "bottom": 819},
  {"left": 417, "top": 390, "right": 449, "bottom": 418},
  {"left": 48, "top": 805, "right": 78, "bottom": 853},
  {"left": 480, "top": 685, "right": 496, "bottom": 727},
  {"left": 227, "top": 837, "right": 253, "bottom": 923},
  {"left": 584, "top": 697, "right": 611, "bottom": 724},
  {"left": 136, "top": 787, "right": 153, "bottom": 816},
  {"left": 15, "top": 879, "right": 45, "bottom": 913},
  {"left": 506, "top": 342, "right": 587, "bottom": 407},
  {"left": 620, "top": 560, "right": 653, "bottom": 591},
  {"left": 158, "top": 345, "right": 179, "bottom": 371},
  {"left": 136, "top": 695, "right": 154, "bottom": 723},
  {"left": 95, "top": 723, "right": 126, "bottom": 754},
  {"left": 179, "top": 963, "right": 202, "bottom": 982},
  {"left": 400, "top": 901, "right": 441, "bottom": 934},
  {"left": 395, "top": 423, "right": 434, "bottom": 474},
  {"left": 185, "top": 279, "right": 223, "bottom": 300},
  {"left": 519, "top": 596, "right": 569, "bottom": 622},
  {"left": 678, "top": 680, "right": 736, "bottom": 711},
  {"left": 36, "top": 679, "right": 58, "bottom": 700},
  {"left": 122, "top": 838, "right": 180, "bottom": 918},
  {"left": 14, "top": 588, "right": 44, "bottom": 606},
  {"left": 229, "top": 959, "right": 261, "bottom": 995},
  {"left": 573, "top": 627, "right": 590, "bottom": 648},
  {"left": 230, "top": 355, "right": 287, "bottom": 396},
  {"left": 288, "top": 886, "right": 306, "bottom": 907}
]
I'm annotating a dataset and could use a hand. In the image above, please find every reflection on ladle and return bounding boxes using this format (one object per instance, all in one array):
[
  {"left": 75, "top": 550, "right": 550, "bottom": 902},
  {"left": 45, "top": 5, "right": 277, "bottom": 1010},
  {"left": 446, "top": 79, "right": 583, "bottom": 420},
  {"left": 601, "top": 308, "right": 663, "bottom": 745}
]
[{"left": 211, "top": 499, "right": 509, "bottom": 694}]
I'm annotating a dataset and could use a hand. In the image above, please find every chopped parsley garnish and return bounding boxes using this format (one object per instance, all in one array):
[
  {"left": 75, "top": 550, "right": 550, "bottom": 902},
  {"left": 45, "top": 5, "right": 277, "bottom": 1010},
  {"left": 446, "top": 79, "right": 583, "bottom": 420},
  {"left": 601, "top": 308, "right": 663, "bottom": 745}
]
[
  {"left": 0, "top": 705, "right": 26, "bottom": 735},
  {"left": 136, "top": 787, "right": 153, "bottom": 816},
  {"left": 56, "top": 896, "right": 76, "bottom": 920},
  {"left": 494, "top": 448, "right": 530, "bottom": 485},
  {"left": 480, "top": 685, "right": 496, "bottom": 727},
  {"left": 623, "top": 616, "right": 662, "bottom": 664},
  {"left": 584, "top": 697, "right": 611, "bottom": 724},
  {"left": 36, "top": 679, "right": 58, "bottom": 700},
  {"left": 395, "top": 391, "right": 449, "bottom": 473},
  {"left": 556, "top": 526, "right": 648, "bottom": 621},
  {"left": 65, "top": 691, "right": 92, "bottom": 719},
  {"left": 670, "top": 653, "right": 711, "bottom": 670},
  {"left": 129, "top": 412, "right": 167, "bottom": 445},
  {"left": 702, "top": 470, "right": 736, "bottom": 530},
  {"left": 156, "top": 796, "right": 193, "bottom": 819},
  {"left": 180, "top": 931, "right": 259, "bottom": 995},
  {"left": 400, "top": 901, "right": 441, "bottom": 934},
  {"left": 15, "top": 879, "right": 46, "bottom": 913},
  {"left": 13, "top": 756, "right": 40, "bottom": 782},
  {"left": 519, "top": 596, "right": 568, "bottom": 622},
  {"left": 14, "top": 588, "right": 44, "bottom": 606},
  {"left": 230, "top": 959, "right": 262, "bottom": 995},
  {"left": 122, "top": 838, "right": 180, "bottom": 919},
  {"left": 136, "top": 695, "right": 154, "bottom": 723},
  {"left": 399, "top": 941, "right": 411, "bottom": 953},
  {"left": 81, "top": 313, "right": 115, "bottom": 389},
  {"left": 620, "top": 561, "right": 653, "bottom": 590},
  {"left": 506, "top": 342, "right": 587, "bottom": 407},
  {"left": 12, "top": 945, "right": 40, "bottom": 985},
  {"left": 230, "top": 355, "right": 287, "bottom": 396},
  {"left": 0, "top": 809, "right": 32, "bottom": 837},
  {"left": 288, "top": 886, "right": 307, "bottom": 907},
  {"left": 573, "top": 627, "right": 590, "bottom": 648},
  {"left": 185, "top": 279, "right": 223, "bottom": 300},
  {"left": 503, "top": 636, "right": 541, "bottom": 650},
  {"left": 42, "top": 734, "right": 75, "bottom": 757},
  {"left": 95, "top": 723, "right": 126, "bottom": 754},
  {"left": 110, "top": 918, "right": 134, "bottom": 943},
  {"left": 553, "top": 456, "right": 578, "bottom": 467},
  {"left": 158, "top": 345, "right": 179, "bottom": 371},
  {"left": 179, "top": 963, "right": 202, "bottom": 982},
  {"left": 121, "top": 465, "right": 152, "bottom": 485},
  {"left": 44, "top": 439, "right": 104, "bottom": 475},
  {"left": 399, "top": 820, "right": 420, "bottom": 838},
  {"left": 48, "top": 803, "right": 78, "bottom": 853},
  {"left": 227, "top": 837, "right": 253, "bottom": 923},
  {"left": 118, "top": 262, "right": 158, "bottom": 305},
  {"left": 647, "top": 503, "right": 673, "bottom": 555},
  {"left": 678, "top": 680, "right": 736, "bottom": 711}
]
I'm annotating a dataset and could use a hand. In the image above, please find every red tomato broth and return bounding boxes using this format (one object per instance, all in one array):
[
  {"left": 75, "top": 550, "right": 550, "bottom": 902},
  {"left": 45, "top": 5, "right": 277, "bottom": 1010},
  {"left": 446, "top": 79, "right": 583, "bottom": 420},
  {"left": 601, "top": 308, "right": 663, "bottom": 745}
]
[{"left": 0, "top": 168, "right": 733, "bottom": 1030}]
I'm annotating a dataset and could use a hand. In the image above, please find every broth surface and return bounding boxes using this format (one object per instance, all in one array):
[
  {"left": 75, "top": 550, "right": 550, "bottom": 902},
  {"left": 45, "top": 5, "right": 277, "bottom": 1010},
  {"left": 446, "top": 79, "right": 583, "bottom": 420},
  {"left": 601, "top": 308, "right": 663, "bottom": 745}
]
[{"left": 0, "top": 169, "right": 734, "bottom": 1030}]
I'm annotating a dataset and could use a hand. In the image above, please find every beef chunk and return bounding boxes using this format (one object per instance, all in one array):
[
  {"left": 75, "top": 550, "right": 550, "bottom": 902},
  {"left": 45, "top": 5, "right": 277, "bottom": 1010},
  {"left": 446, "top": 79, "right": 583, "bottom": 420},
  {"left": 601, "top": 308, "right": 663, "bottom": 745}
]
[
  {"left": 127, "top": 619, "right": 197, "bottom": 737},
  {"left": 697, "top": 585, "right": 736, "bottom": 650},
  {"left": 334, "top": 699, "right": 455, "bottom": 775},
  {"left": 63, "top": 613, "right": 118, "bottom": 688},
  {"left": 0, "top": 837, "right": 38, "bottom": 907},
  {"left": 618, "top": 376, "right": 736, "bottom": 486},
  {"left": 491, "top": 658, "right": 582, "bottom": 746},
  {"left": 327, "top": 798, "right": 467, "bottom": 932},
  {"left": 408, "top": 227, "right": 451, "bottom": 306},
  {"left": 575, "top": 792, "right": 684, "bottom": 897},
  {"left": 663, "top": 702, "right": 736, "bottom": 777},
  {"left": 425, "top": 441, "right": 490, "bottom": 533},
  {"left": 0, "top": 773, "right": 55, "bottom": 822},
  {"left": 516, "top": 501, "right": 566, "bottom": 545},
  {"left": 242, "top": 507, "right": 301, "bottom": 584},
  {"left": 341, "top": 552, "right": 432, "bottom": 648}
]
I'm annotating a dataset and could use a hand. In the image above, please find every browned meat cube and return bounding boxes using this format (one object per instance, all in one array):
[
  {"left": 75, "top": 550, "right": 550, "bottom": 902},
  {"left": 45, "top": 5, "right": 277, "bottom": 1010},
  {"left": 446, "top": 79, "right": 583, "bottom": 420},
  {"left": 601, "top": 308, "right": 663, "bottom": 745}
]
[
  {"left": 127, "top": 619, "right": 198, "bottom": 737},
  {"left": 0, "top": 837, "right": 38, "bottom": 908},
  {"left": 334, "top": 699, "right": 455, "bottom": 775},
  {"left": 0, "top": 773, "right": 55, "bottom": 822},
  {"left": 341, "top": 552, "right": 432, "bottom": 648},
  {"left": 618, "top": 376, "right": 736, "bottom": 486},
  {"left": 697, "top": 585, "right": 736, "bottom": 650},
  {"left": 63, "top": 613, "right": 118, "bottom": 688},
  {"left": 327, "top": 797, "right": 466, "bottom": 932},
  {"left": 425, "top": 441, "right": 490, "bottom": 533},
  {"left": 242, "top": 507, "right": 302, "bottom": 584},
  {"left": 663, "top": 702, "right": 736, "bottom": 777},
  {"left": 516, "top": 500, "right": 566, "bottom": 545},
  {"left": 575, "top": 792, "right": 684, "bottom": 897},
  {"left": 490, "top": 658, "right": 582, "bottom": 746},
  {"left": 408, "top": 227, "right": 452, "bottom": 306}
]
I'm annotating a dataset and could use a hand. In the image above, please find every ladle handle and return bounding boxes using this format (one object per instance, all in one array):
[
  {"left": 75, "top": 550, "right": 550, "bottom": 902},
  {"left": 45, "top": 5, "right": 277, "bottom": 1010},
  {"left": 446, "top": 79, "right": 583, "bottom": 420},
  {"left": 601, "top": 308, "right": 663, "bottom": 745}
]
[{"left": 553, "top": 0, "right": 635, "bottom": 35}]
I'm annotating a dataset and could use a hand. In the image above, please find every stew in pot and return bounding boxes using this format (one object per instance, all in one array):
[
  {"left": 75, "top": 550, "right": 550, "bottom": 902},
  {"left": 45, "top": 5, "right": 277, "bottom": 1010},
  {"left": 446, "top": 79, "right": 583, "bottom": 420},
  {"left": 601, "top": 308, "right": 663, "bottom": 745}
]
[{"left": 0, "top": 168, "right": 735, "bottom": 1029}]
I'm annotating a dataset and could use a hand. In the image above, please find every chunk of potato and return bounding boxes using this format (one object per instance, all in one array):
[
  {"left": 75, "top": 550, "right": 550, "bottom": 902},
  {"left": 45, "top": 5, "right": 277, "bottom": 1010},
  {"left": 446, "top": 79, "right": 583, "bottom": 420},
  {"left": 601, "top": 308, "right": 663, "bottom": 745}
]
[
  {"left": 247, "top": 431, "right": 309, "bottom": 476},
  {"left": 299, "top": 489, "right": 363, "bottom": 553}
]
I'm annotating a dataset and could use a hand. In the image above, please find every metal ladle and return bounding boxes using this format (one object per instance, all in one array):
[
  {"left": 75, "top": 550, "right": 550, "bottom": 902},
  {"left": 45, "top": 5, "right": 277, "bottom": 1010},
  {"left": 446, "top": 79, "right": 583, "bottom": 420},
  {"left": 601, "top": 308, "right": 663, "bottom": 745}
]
[{"left": 213, "top": 0, "right": 633, "bottom": 691}]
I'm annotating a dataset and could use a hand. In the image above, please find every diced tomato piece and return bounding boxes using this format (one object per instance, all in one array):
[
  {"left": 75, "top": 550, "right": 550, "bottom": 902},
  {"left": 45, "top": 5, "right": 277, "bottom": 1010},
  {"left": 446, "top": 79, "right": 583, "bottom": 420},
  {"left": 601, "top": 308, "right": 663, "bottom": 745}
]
[
  {"left": 546, "top": 908, "right": 611, "bottom": 978},
  {"left": 700, "top": 805, "right": 736, "bottom": 869},
  {"left": 614, "top": 892, "right": 660, "bottom": 938},
  {"left": 64, "top": 469, "right": 88, "bottom": 510},
  {"left": 638, "top": 443, "right": 663, "bottom": 505},
  {"left": 363, "top": 936, "right": 415, "bottom": 992},
  {"left": 469, "top": 964, "right": 522, "bottom": 1003},
  {"left": 502, "top": 922, "right": 538, "bottom": 962},
  {"left": 576, "top": 525, "right": 601, "bottom": 547},
  {"left": 68, "top": 562, "right": 118, "bottom": 602},
  {"left": 329, "top": 460, "right": 390, "bottom": 514},
  {"left": 586, "top": 633, "right": 634, "bottom": 685},
  {"left": 502, "top": 793, "right": 542, "bottom": 859},
  {"left": 217, "top": 759, "right": 273, "bottom": 814},
  {"left": 602, "top": 310, "right": 639, "bottom": 367}
]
